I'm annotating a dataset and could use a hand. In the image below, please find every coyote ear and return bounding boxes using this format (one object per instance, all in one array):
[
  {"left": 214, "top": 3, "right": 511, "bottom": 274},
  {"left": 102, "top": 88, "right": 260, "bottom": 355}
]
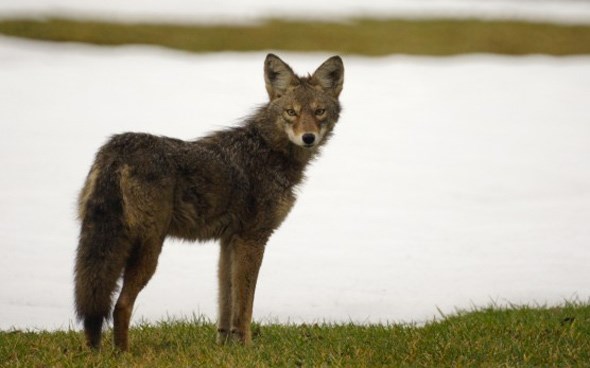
[
  {"left": 311, "top": 56, "right": 344, "bottom": 98},
  {"left": 264, "top": 54, "right": 297, "bottom": 100}
]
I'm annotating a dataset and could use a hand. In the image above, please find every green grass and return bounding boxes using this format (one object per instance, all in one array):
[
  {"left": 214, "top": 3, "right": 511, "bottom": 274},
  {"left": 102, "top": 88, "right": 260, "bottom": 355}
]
[
  {"left": 1, "top": 17, "right": 590, "bottom": 56},
  {"left": 1, "top": 303, "right": 589, "bottom": 367}
]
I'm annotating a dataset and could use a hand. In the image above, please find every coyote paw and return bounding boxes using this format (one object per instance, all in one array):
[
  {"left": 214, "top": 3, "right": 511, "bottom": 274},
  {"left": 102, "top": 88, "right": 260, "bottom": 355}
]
[
  {"left": 230, "top": 328, "right": 252, "bottom": 346},
  {"left": 216, "top": 328, "right": 230, "bottom": 345}
]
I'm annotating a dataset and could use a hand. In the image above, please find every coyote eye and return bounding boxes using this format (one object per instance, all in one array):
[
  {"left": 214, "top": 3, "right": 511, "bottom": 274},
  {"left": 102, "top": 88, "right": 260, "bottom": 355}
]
[
  {"left": 286, "top": 109, "right": 297, "bottom": 117},
  {"left": 315, "top": 108, "right": 326, "bottom": 116}
]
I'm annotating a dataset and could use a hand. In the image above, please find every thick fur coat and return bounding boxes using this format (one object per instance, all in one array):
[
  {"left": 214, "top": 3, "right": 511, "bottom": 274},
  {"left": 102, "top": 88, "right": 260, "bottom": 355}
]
[{"left": 74, "top": 54, "right": 344, "bottom": 350}]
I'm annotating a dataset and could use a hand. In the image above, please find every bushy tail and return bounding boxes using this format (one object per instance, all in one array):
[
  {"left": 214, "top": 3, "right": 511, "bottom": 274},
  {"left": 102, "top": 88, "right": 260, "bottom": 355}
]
[{"left": 74, "top": 162, "right": 131, "bottom": 347}]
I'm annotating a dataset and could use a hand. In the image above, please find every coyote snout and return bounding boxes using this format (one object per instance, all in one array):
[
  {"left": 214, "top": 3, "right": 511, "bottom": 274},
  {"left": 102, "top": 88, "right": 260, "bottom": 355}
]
[
  {"left": 74, "top": 53, "right": 344, "bottom": 351},
  {"left": 282, "top": 106, "right": 330, "bottom": 148}
]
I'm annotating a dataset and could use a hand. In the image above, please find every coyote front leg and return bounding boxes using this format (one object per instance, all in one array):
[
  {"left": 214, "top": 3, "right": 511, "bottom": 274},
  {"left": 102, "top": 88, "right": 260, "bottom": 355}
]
[
  {"left": 229, "top": 236, "right": 265, "bottom": 345},
  {"left": 217, "top": 238, "right": 233, "bottom": 344},
  {"left": 217, "top": 236, "right": 265, "bottom": 345}
]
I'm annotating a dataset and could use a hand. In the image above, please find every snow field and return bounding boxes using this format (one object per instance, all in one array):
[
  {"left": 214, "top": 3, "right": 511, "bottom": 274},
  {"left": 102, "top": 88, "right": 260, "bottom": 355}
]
[{"left": 1, "top": 37, "right": 589, "bottom": 330}]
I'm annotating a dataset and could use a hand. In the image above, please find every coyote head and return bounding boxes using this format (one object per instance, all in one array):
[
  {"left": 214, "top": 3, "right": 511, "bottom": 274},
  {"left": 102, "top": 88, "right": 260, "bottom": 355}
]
[{"left": 264, "top": 54, "right": 344, "bottom": 149}]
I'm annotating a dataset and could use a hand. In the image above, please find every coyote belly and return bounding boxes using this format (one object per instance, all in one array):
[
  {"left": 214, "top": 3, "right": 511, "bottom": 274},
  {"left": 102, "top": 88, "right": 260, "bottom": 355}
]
[{"left": 74, "top": 54, "right": 344, "bottom": 351}]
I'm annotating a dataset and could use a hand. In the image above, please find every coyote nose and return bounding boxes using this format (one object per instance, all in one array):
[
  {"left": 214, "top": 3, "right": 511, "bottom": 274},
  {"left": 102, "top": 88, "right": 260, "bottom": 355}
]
[{"left": 302, "top": 133, "right": 316, "bottom": 145}]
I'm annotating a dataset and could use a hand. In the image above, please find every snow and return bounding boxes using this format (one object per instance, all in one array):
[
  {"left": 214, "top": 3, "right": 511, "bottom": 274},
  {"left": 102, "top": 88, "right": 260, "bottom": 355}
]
[
  {"left": 1, "top": 36, "right": 590, "bottom": 331},
  {"left": 1, "top": 0, "right": 590, "bottom": 25}
]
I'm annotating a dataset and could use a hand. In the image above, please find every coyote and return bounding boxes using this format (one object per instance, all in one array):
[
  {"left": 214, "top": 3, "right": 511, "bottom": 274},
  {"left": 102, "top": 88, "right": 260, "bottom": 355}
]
[{"left": 74, "top": 54, "right": 344, "bottom": 351}]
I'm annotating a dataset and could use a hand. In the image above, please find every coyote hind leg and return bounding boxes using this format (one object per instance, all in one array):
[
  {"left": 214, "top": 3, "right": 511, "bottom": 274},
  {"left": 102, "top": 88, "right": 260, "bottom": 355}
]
[{"left": 113, "top": 238, "right": 163, "bottom": 351}]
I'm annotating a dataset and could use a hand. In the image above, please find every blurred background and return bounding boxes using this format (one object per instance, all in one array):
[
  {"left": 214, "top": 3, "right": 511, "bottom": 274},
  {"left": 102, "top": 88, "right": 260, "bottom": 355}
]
[
  {"left": 1, "top": 1, "right": 589, "bottom": 331},
  {"left": 1, "top": 0, "right": 590, "bottom": 55}
]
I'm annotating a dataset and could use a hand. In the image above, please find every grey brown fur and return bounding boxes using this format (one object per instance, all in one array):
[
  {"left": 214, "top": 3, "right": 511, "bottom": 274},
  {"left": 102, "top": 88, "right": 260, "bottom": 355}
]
[{"left": 74, "top": 54, "right": 344, "bottom": 350}]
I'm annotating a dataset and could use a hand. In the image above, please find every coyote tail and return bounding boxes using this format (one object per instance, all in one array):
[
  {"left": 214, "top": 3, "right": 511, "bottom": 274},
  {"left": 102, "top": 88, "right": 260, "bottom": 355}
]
[{"left": 74, "top": 160, "right": 131, "bottom": 347}]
